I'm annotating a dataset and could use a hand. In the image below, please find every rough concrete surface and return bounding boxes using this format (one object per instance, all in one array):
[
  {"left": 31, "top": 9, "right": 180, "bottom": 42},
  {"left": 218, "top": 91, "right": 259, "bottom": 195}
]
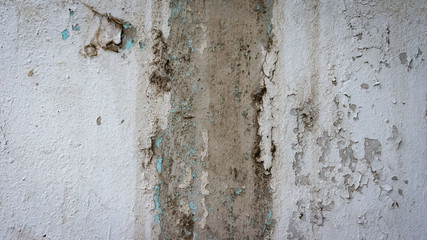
[{"left": 0, "top": 0, "right": 426, "bottom": 239}]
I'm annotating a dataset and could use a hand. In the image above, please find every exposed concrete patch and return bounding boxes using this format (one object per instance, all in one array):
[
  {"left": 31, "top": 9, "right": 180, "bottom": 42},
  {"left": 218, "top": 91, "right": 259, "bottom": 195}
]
[{"left": 150, "top": 0, "right": 275, "bottom": 238}]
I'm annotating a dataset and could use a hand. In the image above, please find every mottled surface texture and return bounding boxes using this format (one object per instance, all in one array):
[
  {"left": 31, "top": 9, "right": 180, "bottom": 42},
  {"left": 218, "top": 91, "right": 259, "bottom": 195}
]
[
  {"left": 152, "top": 1, "right": 273, "bottom": 239},
  {"left": 0, "top": 0, "right": 426, "bottom": 239}
]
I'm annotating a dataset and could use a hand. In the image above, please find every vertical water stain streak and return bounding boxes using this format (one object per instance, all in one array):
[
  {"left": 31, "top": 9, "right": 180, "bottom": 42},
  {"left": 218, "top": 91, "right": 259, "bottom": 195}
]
[{"left": 152, "top": 1, "right": 274, "bottom": 239}]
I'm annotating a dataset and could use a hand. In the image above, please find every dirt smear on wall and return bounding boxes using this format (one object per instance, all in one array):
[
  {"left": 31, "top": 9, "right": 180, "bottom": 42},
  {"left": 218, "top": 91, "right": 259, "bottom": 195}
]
[{"left": 149, "top": 0, "right": 274, "bottom": 239}]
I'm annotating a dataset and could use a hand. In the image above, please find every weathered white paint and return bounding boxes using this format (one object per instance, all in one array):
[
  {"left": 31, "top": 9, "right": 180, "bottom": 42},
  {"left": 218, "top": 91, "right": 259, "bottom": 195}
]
[
  {"left": 0, "top": 0, "right": 426, "bottom": 239},
  {"left": 0, "top": 1, "right": 166, "bottom": 239},
  {"left": 270, "top": 1, "right": 427, "bottom": 239}
]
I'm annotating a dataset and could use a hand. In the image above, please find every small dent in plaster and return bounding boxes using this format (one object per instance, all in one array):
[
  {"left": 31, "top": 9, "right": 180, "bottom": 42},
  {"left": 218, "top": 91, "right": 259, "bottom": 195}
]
[
  {"left": 96, "top": 116, "right": 101, "bottom": 126},
  {"left": 399, "top": 52, "right": 407, "bottom": 64},
  {"left": 27, "top": 69, "right": 34, "bottom": 77},
  {"left": 360, "top": 83, "right": 369, "bottom": 89}
]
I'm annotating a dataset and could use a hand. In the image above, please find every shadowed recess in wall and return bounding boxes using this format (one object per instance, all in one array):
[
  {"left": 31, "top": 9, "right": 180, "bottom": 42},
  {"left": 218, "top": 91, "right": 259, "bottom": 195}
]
[{"left": 149, "top": 0, "right": 275, "bottom": 239}]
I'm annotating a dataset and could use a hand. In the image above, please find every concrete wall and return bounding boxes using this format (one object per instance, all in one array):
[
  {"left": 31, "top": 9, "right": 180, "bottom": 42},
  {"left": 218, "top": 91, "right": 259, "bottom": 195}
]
[{"left": 0, "top": 0, "right": 425, "bottom": 239}]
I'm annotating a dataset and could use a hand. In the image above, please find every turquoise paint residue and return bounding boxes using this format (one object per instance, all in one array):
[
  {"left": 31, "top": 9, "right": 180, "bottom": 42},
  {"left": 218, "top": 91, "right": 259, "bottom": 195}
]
[
  {"left": 185, "top": 148, "right": 196, "bottom": 158},
  {"left": 71, "top": 24, "right": 79, "bottom": 31},
  {"left": 154, "top": 213, "right": 160, "bottom": 224},
  {"left": 250, "top": 219, "right": 255, "bottom": 227},
  {"left": 123, "top": 22, "right": 132, "bottom": 29},
  {"left": 263, "top": 209, "right": 273, "bottom": 233},
  {"left": 235, "top": 189, "right": 243, "bottom": 195},
  {"left": 156, "top": 157, "right": 163, "bottom": 174},
  {"left": 61, "top": 29, "right": 69, "bottom": 40},
  {"left": 170, "top": 0, "right": 188, "bottom": 23},
  {"left": 188, "top": 39, "right": 194, "bottom": 52},
  {"left": 184, "top": 228, "right": 192, "bottom": 237},
  {"left": 189, "top": 201, "right": 197, "bottom": 214},
  {"left": 266, "top": 0, "right": 273, "bottom": 38},
  {"left": 222, "top": 196, "right": 232, "bottom": 213},
  {"left": 69, "top": 9, "right": 74, "bottom": 17},
  {"left": 154, "top": 184, "right": 162, "bottom": 224},
  {"left": 126, "top": 39, "right": 134, "bottom": 50},
  {"left": 192, "top": 84, "right": 197, "bottom": 94},
  {"left": 139, "top": 42, "right": 145, "bottom": 50},
  {"left": 207, "top": 205, "right": 214, "bottom": 214},
  {"left": 156, "top": 137, "right": 163, "bottom": 148},
  {"left": 186, "top": 66, "right": 195, "bottom": 77},
  {"left": 154, "top": 185, "right": 160, "bottom": 209}
]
